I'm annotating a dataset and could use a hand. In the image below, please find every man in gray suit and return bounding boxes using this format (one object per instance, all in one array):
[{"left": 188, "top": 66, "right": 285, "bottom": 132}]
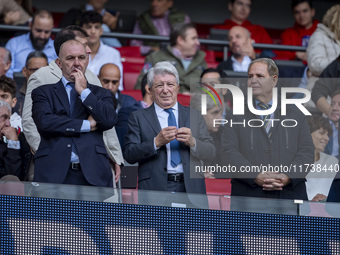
[
  {"left": 22, "top": 26, "right": 123, "bottom": 182},
  {"left": 124, "top": 61, "right": 215, "bottom": 194}
]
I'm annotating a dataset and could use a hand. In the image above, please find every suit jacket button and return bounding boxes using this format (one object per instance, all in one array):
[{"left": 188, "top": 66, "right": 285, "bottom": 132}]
[
  {"left": 67, "top": 144, "right": 71, "bottom": 148},
  {"left": 264, "top": 149, "right": 269, "bottom": 153}
]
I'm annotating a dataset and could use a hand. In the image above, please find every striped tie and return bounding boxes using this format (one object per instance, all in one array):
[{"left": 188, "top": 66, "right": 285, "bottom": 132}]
[{"left": 257, "top": 102, "right": 273, "bottom": 143}]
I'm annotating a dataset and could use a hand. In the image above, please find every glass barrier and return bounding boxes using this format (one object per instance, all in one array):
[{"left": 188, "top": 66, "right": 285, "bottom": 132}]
[{"left": 1, "top": 181, "right": 340, "bottom": 218}]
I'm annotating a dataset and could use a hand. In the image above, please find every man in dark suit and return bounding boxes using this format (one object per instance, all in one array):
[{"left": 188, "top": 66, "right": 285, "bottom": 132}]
[
  {"left": 217, "top": 26, "right": 256, "bottom": 74},
  {"left": 31, "top": 39, "right": 117, "bottom": 187},
  {"left": 124, "top": 61, "right": 215, "bottom": 194}
]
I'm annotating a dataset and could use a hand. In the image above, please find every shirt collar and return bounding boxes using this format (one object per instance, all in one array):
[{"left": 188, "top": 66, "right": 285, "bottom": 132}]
[
  {"left": 61, "top": 76, "right": 72, "bottom": 88},
  {"left": 171, "top": 47, "right": 194, "bottom": 61},
  {"left": 152, "top": 10, "right": 170, "bottom": 19},
  {"left": 231, "top": 55, "right": 251, "bottom": 64},
  {"left": 154, "top": 102, "right": 178, "bottom": 113},
  {"left": 255, "top": 99, "right": 273, "bottom": 108}
]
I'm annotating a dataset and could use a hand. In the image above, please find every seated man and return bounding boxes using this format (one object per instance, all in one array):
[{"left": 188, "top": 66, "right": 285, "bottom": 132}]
[
  {"left": 124, "top": 61, "right": 215, "bottom": 194},
  {"left": 31, "top": 39, "right": 117, "bottom": 187},
  {"left": 0, "top": 75, "right": 22, "bottom": 131},
  {"left": 14, "top": 51, "right": 48, "bottom": 116},
  {"left": 213, "top": 0, "right": 272, "bottom": 46},
  {"left": 0, "top": 100, "right": 30, "bottom": 181},
  {"left": 98, "top": 63, "right": 137, "bottom": 112},
  {"left": 278, "top": 0, "right": 318, "bottom": 60},
  {"left": 5, "top": 10, "right": 57, "bottom": 78},
  {"left": 81, "top": 11, "right": 123, "bottom": 91},
  {"left": 217, "top": 26, "right": 256, "bottom": 73},
  {"left": 0, "top": 47, "right": 12, "bottom": 77},
  {"left": 58, "top": 0, "right": 121, "bottom": 47},
  {"left": 324, "top": 91, "right": 340, "bottom": 158},
  {"left": 135, "top": 23, "right": 206, "bottom": 92},
  {"left": 130, "top": 0, "right": 190, "bottom": 55}
]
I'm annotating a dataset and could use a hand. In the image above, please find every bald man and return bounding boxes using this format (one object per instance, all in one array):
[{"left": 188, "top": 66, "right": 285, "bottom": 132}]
[
  {"left": 98, "top": 63, "right": 137, "bottom": 112},
  {"left": 217, "top": 26, "right": 256, "bottom": 73}
]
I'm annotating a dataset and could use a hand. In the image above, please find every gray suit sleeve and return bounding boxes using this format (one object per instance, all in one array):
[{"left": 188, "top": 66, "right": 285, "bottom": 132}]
[{"left": 84, "top": 68, "right": 125, "bottom": 165}]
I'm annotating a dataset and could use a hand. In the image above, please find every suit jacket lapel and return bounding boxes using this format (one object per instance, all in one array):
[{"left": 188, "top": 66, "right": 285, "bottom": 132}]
[
  {"left": 53, "top": 80, "right": 70, "bottom": 116},
  {"left": 144, "top": 104, "right": 162, "bottom": 135}
]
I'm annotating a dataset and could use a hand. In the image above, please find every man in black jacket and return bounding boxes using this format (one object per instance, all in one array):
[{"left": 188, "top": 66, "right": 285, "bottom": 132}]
[
  {"left": 0, "top": 100, "right": 30, "bottom": 181},
  {"left": 222, "top": 58, "right": 314, "bottom": 200}
]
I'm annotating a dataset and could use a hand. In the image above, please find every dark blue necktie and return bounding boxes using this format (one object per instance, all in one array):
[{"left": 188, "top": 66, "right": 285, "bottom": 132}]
[
  {"left": 69, "top": 83, "right": 77, "bottom": 116},
  {"left": 164, "top": 108, "right": 182, "bottom": 167},
  {"left": 68, "top": 83, "right": 79, "bottom": 158}
]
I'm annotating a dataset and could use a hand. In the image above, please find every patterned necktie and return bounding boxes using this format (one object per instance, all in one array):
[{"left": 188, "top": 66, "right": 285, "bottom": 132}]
[
  {"left": 164, "top": 108, "right": 182, "bottom": 167},
  {"left": 257, "top": 102, "right": 273, "bottom": 143}
]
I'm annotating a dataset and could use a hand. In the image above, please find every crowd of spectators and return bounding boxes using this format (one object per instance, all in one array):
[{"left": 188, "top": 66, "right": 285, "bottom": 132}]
[{"left": 0, "top": 0, "right": 340, "bottom": 205}]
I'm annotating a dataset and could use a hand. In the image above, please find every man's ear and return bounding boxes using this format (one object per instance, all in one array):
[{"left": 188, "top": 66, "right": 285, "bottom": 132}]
[
  {"left": 228, "top": 2, "right": 233, "bottom": 12},
  {"left": 145, "top": 85, "right": 151, "bottom": 94},
  {"left": 4, "top": 60, "right": 11, "bottom": 73},
  {"left": 272, "top": 75, "right": 278, "bottom": 87},
  {"left": 99, "top": 27, "right": 103, "bottom": 36},
  {"left": 177, "top": 35, "right": 185, "bottom": 46},
  {"left": 56, "top": 58, "right": 62, "bottom": 69},
  {"left": 167, "top": 0, "right": 174, "bottom": 9},
  {"left": 22, "top": 67, "right": 28, "bottom": 79},
  {"left": 11, "top": 97, "right": 17, "bottom": 108}
]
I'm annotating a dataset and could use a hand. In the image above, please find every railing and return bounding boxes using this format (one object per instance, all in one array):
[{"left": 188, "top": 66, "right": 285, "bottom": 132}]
[{"left": 0, "top": 24, "right": 306, "bottom": 61}]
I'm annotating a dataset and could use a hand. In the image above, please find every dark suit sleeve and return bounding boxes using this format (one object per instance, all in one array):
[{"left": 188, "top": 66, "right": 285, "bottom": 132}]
[
  {"left": 191, "top": 111, "right": 216, "bottom": 162},
  {"left": 221, "top": 115, "right": 255, "bottom": 182},
  {"left": 0, "top": 147, "right": 22, "bottom": 178},
  {"left": 82, "top": 88, "right": 117, "bottom": 131},
  {"left": 123, "top": 110, "right": 158, "bottom": 164},
  {"left": 32, "top": 86, "right": 84, "bottom": 137}
]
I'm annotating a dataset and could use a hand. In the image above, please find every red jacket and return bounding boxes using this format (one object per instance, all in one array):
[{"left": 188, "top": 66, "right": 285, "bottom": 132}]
[
  {"left": 213, "top": 19, "right": 273, "bottom": 44},
  {"left": 277, "top": 20, "right": 319, "bottom": 60}
]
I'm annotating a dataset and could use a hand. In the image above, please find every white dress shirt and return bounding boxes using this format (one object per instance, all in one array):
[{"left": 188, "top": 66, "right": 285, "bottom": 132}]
[
  {"left": 231, "top": 55, "right": 252, "bottom": 72},
  {"left": 154, "top": 102, "right": 183, "bottom": 174},
  {"left": 87, "top": 40, "right": 124, "bottom": 91}
]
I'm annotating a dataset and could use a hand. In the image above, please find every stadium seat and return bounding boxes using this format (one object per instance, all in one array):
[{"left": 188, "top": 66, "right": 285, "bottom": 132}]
[
  {"left": 204, "top": 50, "right": 218, "bottom": 68},
  {"left": 205, "top": 178, "right": 231, "bottom": 196}
]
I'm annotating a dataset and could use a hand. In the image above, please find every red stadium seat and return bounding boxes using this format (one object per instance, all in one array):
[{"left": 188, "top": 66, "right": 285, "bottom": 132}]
[
  {"left": 205, "top": 178, "right": 231, "bottom": 196},
  {"left": 117, "top": 46, "right": 142, "bottom": 57},
  {"left": 123, "top": 72, "right": 140, "bottom": 90},
  {"left": 204, "top": 50, "right": 219, "bottom": 68},
  {"left": 121, "top": 61, "right": 144, "bottom": 90}
]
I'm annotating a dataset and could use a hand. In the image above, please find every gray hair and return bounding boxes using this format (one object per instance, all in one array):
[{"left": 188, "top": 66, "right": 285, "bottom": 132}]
[
  {"left": 147, "top": 61, "right": 180, "bottom": 88},
  {"left": 0, "top": 99, "right": 12, "bottom": 114},
  {"left": 248, "top": 58, "right": 279, "bottom": 77}
]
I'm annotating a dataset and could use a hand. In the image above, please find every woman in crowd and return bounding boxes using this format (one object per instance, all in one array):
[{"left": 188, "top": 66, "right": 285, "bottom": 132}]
[{"left": 305, "top": 115, "right": 338, "bottom": 201}]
